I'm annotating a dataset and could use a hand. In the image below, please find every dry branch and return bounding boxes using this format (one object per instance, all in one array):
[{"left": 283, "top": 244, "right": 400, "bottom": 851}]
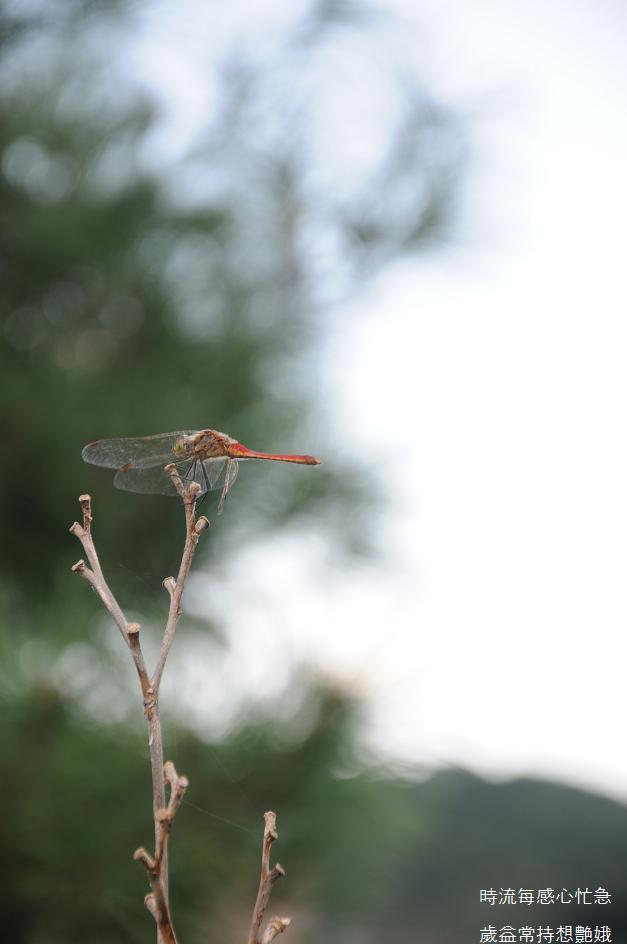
[
  {"left": 248, "top": 811, "right": 291, "bottom": 944},
  {"left": 152, "top": 466, "right": 209, "bottom": 692},
  {"left": 70, "top": 477, "right": 206, "bottom": 943},
  {"left": 134, "top": 761, "right": 189, "bottom": 944},
  {"left": 70, "top": 472, "right": 292, "bottom": 944},
  {"left": 70, "top": 495, "right": 150, "bottom": 689}
]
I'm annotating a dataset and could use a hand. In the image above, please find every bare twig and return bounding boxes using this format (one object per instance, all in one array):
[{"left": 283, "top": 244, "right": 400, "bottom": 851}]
[
  {"left": 70, "top": 496, "right": 150, "bottom": 690},
  {"left": 152, "top": 465, "right": 209, "bottom": 693},
  {"left": 71, "top": 478, "right": 293, "bottom": 944},
  {"left": 69, "top": 481, "right": 207, "bottom": 944},
  {"left": 248, "top": 812, "right": 291, "bottom": 944},
  {"left": 134, "top": 761, "right": 189, "bottom": 944}
]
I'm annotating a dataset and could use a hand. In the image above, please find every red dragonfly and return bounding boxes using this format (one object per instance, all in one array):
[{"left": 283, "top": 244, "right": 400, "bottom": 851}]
[{"left": 82, "top": 429, "right": 320, "bottom": 513}]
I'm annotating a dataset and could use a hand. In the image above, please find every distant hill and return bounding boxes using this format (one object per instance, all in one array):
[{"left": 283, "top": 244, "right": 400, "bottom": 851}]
[{"left": 317, "top": 768, "right": 627, "bottom": 943}]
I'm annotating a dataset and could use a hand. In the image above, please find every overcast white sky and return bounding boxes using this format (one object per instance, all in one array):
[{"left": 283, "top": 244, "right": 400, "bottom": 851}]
[{"left": 134, "top": 0, "right": 627, "bottom": 802}]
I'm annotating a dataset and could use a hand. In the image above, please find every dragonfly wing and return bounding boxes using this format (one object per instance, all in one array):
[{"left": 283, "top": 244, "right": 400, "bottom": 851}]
[
  {"left": 217, "top": 458, "right": 239, "bottom": 514},
  {"left": 82, "top": 431, "right": 196, "bottom": 469},
  {"left": 201, "top": 457, "right": 228, "bottom": 490},
  {"left": 226, "top": 457, "right": 239, "bottom": 492},
  {"left": 113, "top": 457, "right": 213, "bottom": 496},
  {"left": 113, "top": 464, "right": 180, "bottom": 495}
]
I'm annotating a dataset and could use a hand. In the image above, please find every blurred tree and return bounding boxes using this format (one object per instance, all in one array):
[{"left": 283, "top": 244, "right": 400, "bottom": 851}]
[{"left": 0, "top": 0, "right": 464, "bottom": 617}]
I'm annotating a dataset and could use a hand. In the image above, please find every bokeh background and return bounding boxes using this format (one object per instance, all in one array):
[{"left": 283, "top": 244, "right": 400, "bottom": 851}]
[{"left": 2, "top": 1, "right": 627, "bottom": 941}]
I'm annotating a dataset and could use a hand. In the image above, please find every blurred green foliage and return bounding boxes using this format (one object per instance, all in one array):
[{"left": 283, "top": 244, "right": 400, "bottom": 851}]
[
  {"left": 3, "top": 682, "right": 627, "bottom": 943},
  {"left": 1, "top": 2, "right": 625, "bottom": 942}
]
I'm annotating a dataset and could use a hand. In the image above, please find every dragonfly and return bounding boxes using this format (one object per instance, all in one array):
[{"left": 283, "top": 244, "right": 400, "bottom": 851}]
[{"left": 82, "top": 429, "right": 321, "bottom": 513}]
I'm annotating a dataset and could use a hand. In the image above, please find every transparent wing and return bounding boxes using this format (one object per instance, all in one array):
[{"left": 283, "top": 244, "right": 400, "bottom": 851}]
[
  {"left": 113, "top": 464, "right": 180, "bottom": 496},
  {"left": 203, "top": 457, "right": 228, "bottom": 489},
  {"left": 217, "top": 458, "right": 240, "bottom": 514},
  {"left": 113, "top": 457, "right": 216, "bottom": 496},
  {"left": 82, "top": 431, "right": 196, "bottom": 470},
  {"left": 225, "top": 457, "right": 239, "bottom": 492}
]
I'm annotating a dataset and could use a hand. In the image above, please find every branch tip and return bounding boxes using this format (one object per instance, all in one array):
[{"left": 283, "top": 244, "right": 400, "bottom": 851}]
[
  {"left": 195, "top": 515, "right": 210, "bottom": 534},
  {"left": 133, "top": 847, "right": 156, "bottom": 871},
  {"left": 164, "top": 463, "right": 187, "bottom": 501},
  {"left": 262, "top": 917, "right": 292, "bottom": 944},
  {"left": 270, "top": 863, "right": 285, "bottom": 884},
  {"left": 163, "top": 576, "right": 176, "bottom": 596},
  {"left": 78, "top": 494, "right": 93, "bottom": 530},
  {"left": 144, "top": 892, "right": 159, "bottom": 919},
  {"left": 127, "top": 622, "right": 141, "bottom": 635},
  {"left": 264, "top": 810, "right": 278, "bottom": 841}
]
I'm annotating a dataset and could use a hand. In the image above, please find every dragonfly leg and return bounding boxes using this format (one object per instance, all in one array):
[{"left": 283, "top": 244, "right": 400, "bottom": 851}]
[{"left": 183, "top": 460, "right": 210, "bottom": 506}]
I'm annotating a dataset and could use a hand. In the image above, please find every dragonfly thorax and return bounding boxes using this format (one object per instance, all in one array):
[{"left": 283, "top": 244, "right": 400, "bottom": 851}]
[{"left": 174, "top": 429, "right": 236, "bottom": 462}]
